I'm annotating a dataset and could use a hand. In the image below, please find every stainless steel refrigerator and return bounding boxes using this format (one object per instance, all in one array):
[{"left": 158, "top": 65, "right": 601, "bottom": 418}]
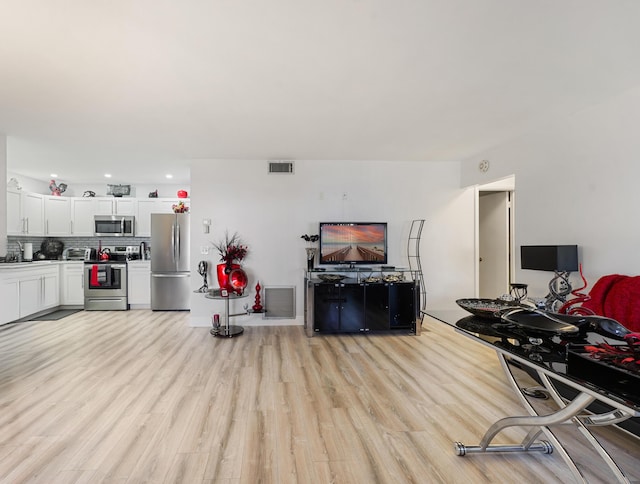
[{"left": 151, "top": 213, "right": 191, "bottom": 310}]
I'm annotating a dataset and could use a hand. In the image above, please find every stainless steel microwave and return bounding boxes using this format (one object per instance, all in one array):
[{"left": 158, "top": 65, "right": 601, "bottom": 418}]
[{"left": 94, "top": 215, "right": 135, "bottom": 237}]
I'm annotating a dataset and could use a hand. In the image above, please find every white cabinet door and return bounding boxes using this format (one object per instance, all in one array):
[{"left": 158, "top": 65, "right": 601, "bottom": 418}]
[
  {"left": 44, "top": 196, "right": 71, "bottom": 236},
  {"left": 22, "top": 192, "right": 45, "bottom": 236},
  {"left": 42, "top": 270, "right": 60, "bottom": 309},
  {"left": 0, "top": 279, "right": 20, "bottom": 324},
  {"left": 61, "top": 263, "right": 84, "bottom": 305},
  {"left": 115, "top": 198, "right": 137, "bottom": 215},
  {"left": 17, "top": 266, "right": 60, "bottom": 318},
  {"left": 7, "top": 188, "right": 23, "bottom": 235},
  {"left": 156, "top": 199, "right": 188, "bottom": 213},
  {"left": 71, "top": 198, "right": 97, "bottom": 236},
  {"left": 94, "top": 199, "right": 114, "bottom": 215},
  {"left": 128, "top": 262, "right": 151, "bottom": 306},
  {"left": 135, "top": 200, "right": 156, "bottom": 237},
  {"left": 19, "top": 276, "right": 41, "bottom": 318}
]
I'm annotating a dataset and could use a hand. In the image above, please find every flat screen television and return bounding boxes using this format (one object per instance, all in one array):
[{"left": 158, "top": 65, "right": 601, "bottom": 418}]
[{"left": 319, "top": 222, "right": 387, "bottom": 265}]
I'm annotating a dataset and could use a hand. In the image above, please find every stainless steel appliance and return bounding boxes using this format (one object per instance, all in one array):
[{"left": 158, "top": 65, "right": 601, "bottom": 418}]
[
  {"left": 84, "top": 261, "right": 128, "bottom": 310},
  {"left": 63, "top": 247, "right": 88, "bottom": 260},
  {"left": 94, "top": 215, "right": 135, "bottom": 237},
  {"left": 151, "top": 213, "right": 190, "bottom": 310}
]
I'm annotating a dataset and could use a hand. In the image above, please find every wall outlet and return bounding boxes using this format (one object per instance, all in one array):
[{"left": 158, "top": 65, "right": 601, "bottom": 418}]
[{"left": 200, "top": 246, "right": 209, "bottom": 255}]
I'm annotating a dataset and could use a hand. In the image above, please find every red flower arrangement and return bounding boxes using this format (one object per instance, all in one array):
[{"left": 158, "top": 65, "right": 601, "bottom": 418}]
[{"left": 213, "top": 232, "right": 248, "bottom": 265}]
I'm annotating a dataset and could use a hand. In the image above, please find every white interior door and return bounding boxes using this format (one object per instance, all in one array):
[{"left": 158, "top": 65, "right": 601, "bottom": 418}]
[{"left": 479, "top": 191, "right": 511, "bottom": 298}]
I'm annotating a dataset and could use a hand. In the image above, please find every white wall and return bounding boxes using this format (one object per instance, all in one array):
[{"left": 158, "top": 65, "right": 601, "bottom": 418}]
[
  {"left": 461, "top": 85, "right": 640, "bottom": 298},
  {"left": 0, "top": 134, "right": 6, "bottom": 255},
  {"left": 189, "top": 159, "right": 475, "bottom": 327}
]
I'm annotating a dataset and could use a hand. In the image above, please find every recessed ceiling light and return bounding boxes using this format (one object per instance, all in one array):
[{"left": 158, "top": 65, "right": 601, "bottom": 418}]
[
  {"left": 104, "top": 173, "right": 112, "bottom": 178},
  {"left": 165, "top": 174, "right": 173, "bottom": 179},
  {"left": 50, "top": 173, "right": 58, "bottom": 178}
]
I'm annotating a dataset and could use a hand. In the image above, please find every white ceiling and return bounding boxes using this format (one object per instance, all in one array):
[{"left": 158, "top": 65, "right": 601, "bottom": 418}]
[{"left": 2, "top": 0, "right": 640, "bottom": 185}]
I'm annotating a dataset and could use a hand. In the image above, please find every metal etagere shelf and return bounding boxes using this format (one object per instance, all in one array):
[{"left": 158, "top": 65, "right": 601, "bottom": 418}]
[{"left": 407, "top": 219, "right": 426, "bottom": 312}]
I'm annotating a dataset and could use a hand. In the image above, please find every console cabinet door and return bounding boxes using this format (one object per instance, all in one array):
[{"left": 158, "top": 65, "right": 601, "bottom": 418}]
[
  {"left": 389, "top": 282, "right": 416, "bottom": 328},
  {"left": 339, "top": 284, "right": 365, "bottom": 332},
  {"left": 364, "top": 283, "right": 390, "bottom": 330},
  {"left": 313, "top": 284, "right": 341, "bottom": 332}
]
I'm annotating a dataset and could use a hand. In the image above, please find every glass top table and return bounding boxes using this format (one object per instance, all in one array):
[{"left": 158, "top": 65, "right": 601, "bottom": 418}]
[
  {"left": 426, "top": 309, "right": 640, "bottom": 483},
  {"left": 205, "top": 289, "right": 249, "bottom": 338}
]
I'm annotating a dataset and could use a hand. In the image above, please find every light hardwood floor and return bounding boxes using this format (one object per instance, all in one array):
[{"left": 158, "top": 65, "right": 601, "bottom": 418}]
[{"left": 0, "top": 311, "right": 638, "bottom": 483}]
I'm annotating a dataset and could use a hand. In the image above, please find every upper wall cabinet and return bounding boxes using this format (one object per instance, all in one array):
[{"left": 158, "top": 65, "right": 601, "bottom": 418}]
[
  {"left": 135, "top": 199, "right": 185, "bottom": 237},
  {"left": 7, "top": 190, "right": 190, "bottom": 238},
  {"left": 70, "top": 198, "right": 96, "bottom": 236},
  {"left": 7, "top": 189, "right": 45, "bottom": 236},
  {"left": 93, "top": 198, "right": 137, "bottom": 216},
  {"left": 44, "top": 196, "right": 71, "bottom": 236}
]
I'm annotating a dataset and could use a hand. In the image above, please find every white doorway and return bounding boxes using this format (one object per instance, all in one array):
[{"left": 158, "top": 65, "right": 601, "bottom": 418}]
[{"left": 476, "top": 176, "right": 515, "bottom": 299}]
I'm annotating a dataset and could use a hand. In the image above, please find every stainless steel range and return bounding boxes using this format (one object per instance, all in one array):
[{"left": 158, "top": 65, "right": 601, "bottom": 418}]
[{"left": 84, "top": 247, "right": 129, "bottom": 310}]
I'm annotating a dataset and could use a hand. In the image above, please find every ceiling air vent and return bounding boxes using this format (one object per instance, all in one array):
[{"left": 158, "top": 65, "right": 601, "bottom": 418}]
[{"left": 268, "top": 160, "right": 294, "bottom": 174}]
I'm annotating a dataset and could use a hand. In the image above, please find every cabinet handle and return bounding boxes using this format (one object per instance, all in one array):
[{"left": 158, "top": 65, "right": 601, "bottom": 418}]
[{"left": 46, "top": 220, "right": 49, "bottom": 234}]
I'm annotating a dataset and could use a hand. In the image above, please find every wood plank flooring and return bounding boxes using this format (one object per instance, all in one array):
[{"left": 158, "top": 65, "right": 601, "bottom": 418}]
[{"left": 0, "top": 310, "right": 638, "bottom": 483}]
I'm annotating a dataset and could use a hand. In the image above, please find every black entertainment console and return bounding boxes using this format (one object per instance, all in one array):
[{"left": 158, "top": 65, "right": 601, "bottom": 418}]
[{"left": 304, "top": 267, "right": 420, "bottom": 336}]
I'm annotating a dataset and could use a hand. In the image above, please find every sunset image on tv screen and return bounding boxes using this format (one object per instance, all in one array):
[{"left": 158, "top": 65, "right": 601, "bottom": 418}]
[{"left": 320, "top": 224, "right": 386, "bottom": 263}]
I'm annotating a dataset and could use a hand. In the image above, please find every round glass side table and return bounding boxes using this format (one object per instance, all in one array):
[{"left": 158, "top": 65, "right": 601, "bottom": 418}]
[{"left": 205, "top": 289, "right": 248, "bottom": 338}]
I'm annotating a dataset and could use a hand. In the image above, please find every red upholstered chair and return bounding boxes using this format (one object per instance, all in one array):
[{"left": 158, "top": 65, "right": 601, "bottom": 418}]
[{"left": 561, "top": 274, "right": 640, "bottom": 332}]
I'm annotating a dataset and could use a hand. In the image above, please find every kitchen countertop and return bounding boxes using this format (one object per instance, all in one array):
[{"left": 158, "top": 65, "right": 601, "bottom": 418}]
[{"left": 0, "top": 260, "right": 80, "bottom": 269}]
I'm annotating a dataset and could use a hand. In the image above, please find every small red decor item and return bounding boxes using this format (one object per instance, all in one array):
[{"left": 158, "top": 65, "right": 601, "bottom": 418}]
[
  {"left": 177, "top": 190, "right": 188, "bottom": 198},
  {"left": 252, "top": 281, "right": 263, "bottom": 312}
]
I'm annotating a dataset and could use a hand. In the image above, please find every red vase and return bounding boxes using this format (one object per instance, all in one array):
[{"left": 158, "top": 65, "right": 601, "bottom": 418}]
[{"left": 217, "top": 263, "right": 240, "bottom": 291}]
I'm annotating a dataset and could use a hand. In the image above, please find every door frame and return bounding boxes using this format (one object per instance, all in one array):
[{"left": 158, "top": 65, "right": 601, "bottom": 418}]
[{"left": 474, "top": 175, "right": 516, "bottom": 298}]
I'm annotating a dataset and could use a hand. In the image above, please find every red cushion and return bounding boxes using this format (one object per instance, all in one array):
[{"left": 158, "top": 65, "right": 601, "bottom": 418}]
[{"left": 581, "top": 274, "right": 640, "bottom": 332}]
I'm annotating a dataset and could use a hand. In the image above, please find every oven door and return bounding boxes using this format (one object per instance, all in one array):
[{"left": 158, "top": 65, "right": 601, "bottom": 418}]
[{"left": 84, "top": 263, "right": 127, "bottom": 297}]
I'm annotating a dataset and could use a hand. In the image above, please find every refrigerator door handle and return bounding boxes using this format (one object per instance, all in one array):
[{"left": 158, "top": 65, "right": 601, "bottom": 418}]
[
  {"left": 171, "top": 223, "right": 176, "bottom": 263},
  {"left": 176, "top": 223, "right": 181, "bottom": 262}
]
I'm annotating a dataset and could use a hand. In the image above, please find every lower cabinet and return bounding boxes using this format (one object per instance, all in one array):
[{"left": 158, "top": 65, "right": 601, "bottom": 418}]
[
  {"left": 128, "top": 261, "right": 151, "bottom": 307},
  {"left": 61, "top": 262, "right": 84, "bottom": 305},
  {"left": 0, "top": 264, "right": 61, "bottom": 324},
  {"left": 0, "top": 279, "right": 20, "bottom": 325},
  {"left": 17, "top": 266, "right": 60, "bottom": 318},
  {"left": 310, "top": 280, "right": 418, "bottom": 334}
]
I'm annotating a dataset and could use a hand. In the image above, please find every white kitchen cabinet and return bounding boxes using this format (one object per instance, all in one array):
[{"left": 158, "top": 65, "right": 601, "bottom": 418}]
[
  {"left": 7, "top": 190, "right": 45, "bottom": 236},
  {"left": 135, "top": 200, "right": 156, "bottom": 237},
  {"left": 44, "top": 196, "right": 71, "bottom": 236},
  {"left": 136, "top": 198, "right": 190, "bottom": 237},
  {"left": 94, "top": 199, "right": 114, "bottom": 215},
  {"left": 156, "top": 198, "right": 185, "bottom": 213},
  {"left": 18, "top": 265, "right": 60, "bottom": 318},
  {"left": 0, "top": 263, "right": 74, "bottom": 324},
  {"left": 22, "top": 192, "right": 45, "bottom": 236},
  {"left": 115, "top": 198, "right": 137, "bottom": 215},
  {"left": 7, "top": 188, "right": 23, "bottom": 235},
  {"left": 128, "top": 261, "right": 151, "bottom": 307},
  {"left": 0, "top": 277, "right": 20, "bottom": 325},
  {"left": 70, "top": 198, "right": 97, "bottom": 236},
  {"left": 61, "top": 262, "right": 84, "bottom": 305}
]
